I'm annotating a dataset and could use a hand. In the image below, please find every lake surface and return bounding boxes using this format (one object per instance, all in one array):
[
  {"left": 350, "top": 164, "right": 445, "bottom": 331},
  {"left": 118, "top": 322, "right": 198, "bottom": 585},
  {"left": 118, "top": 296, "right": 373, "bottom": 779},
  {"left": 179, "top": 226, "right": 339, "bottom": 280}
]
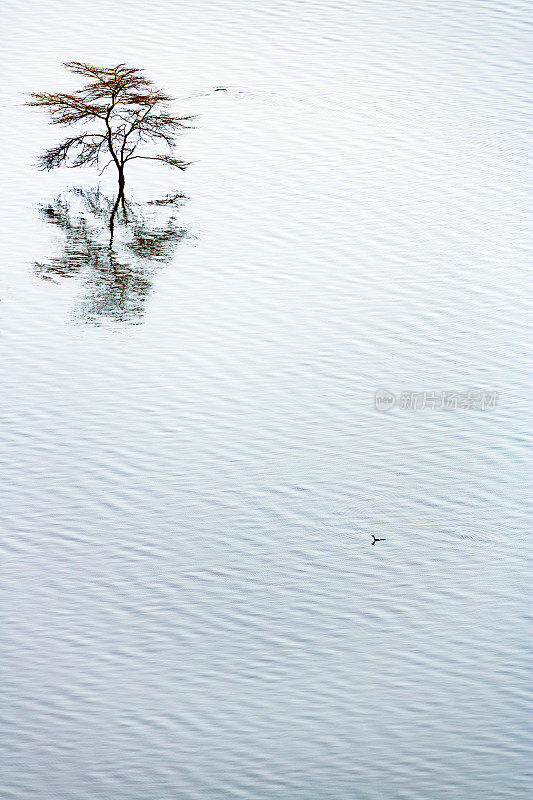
[{"left": 1, "top": 2, "right": 530, "bottom": 798}]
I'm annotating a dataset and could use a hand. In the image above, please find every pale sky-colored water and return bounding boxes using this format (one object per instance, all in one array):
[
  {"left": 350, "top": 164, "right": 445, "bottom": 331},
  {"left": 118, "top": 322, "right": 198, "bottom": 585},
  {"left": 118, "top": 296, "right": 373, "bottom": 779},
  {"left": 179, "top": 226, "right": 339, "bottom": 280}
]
[{"left": 1, "top": 2, "right": 531, "bottom": 799}]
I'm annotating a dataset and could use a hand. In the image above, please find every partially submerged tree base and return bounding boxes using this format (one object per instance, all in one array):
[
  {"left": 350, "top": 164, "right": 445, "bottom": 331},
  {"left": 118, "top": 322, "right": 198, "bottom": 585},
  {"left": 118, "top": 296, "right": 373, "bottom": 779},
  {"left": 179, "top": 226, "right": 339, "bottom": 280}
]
[{"left": 27, "top": 63, "right": 194, "bottom": 222}]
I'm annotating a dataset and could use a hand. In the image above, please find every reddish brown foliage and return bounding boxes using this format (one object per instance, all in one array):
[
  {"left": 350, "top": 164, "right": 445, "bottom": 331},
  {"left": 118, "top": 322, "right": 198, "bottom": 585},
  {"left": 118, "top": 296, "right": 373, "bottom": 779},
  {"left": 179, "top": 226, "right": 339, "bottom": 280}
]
[{"left": 27, "top": 63, "right": 194, "bottom": 189}]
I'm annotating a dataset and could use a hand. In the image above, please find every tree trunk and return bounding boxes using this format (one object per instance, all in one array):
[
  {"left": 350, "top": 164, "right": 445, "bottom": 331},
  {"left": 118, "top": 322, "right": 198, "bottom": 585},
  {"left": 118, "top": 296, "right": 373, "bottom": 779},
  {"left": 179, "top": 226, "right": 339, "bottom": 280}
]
[
  {"left": 118, "top": 167, "right": 125, "bottom": 206},
  {"left": 117, "top": 165, "right": 128, "bottom": 225}
]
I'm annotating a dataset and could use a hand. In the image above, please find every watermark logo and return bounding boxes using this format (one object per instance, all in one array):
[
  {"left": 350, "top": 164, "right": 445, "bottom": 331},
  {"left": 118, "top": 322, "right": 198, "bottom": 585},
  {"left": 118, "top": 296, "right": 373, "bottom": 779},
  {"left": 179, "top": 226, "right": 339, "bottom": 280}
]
[
  {"left": 374, "top": 390, "right": 499, "bottom": 411},
  {"left": 374, "top": 389, "right": 396, "bottom": 412}
]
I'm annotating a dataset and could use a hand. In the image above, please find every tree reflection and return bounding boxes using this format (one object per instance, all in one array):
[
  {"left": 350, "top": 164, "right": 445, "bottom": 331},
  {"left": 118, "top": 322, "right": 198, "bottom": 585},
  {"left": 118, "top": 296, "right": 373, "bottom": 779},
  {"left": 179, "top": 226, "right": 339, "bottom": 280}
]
[{"left": 35, "top": 188, "right": 189, "bottom": 324}]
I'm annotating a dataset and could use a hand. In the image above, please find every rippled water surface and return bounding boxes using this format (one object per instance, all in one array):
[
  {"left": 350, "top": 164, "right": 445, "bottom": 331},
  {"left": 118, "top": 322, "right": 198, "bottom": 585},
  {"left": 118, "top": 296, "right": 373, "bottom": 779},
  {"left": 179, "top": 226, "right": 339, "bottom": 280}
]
[{"left": 1, "top": 2, "right": 530, "bottom": 798}]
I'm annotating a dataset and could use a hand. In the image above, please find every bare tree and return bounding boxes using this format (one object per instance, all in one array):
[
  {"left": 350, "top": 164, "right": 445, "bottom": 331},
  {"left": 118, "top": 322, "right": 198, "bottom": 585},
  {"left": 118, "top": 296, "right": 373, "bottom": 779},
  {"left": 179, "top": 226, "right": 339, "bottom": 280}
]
[{"left": 27, "top": 62, "right": 194, "bottom": 213}]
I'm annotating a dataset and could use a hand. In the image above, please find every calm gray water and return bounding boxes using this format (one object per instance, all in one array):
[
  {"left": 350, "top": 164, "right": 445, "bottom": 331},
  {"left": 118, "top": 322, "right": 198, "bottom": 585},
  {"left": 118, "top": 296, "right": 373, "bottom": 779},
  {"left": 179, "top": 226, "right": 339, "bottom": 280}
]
[{"left": 1, "top": 2, "right": 531, "bottom": 798}]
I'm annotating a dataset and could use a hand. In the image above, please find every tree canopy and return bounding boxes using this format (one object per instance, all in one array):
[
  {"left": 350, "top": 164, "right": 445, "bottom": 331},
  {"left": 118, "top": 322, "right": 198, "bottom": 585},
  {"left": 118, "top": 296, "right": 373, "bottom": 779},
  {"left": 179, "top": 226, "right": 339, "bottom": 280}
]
[{"left": 27, "top": 62, "right": 194, "bottom": 199}]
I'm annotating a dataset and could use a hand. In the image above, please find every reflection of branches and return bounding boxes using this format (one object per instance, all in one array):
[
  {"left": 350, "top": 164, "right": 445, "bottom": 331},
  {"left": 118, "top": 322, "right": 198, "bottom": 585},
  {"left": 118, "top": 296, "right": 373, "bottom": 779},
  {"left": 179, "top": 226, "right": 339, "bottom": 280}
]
[
  {"left": 147, "top": 191, "right": 188, "bottom": 206},
  {"left": 125, "top": 220, "right": 184, "bottom": 261},
  {"left": 35, "top": 188, "right": 189, "bottom": 324}
]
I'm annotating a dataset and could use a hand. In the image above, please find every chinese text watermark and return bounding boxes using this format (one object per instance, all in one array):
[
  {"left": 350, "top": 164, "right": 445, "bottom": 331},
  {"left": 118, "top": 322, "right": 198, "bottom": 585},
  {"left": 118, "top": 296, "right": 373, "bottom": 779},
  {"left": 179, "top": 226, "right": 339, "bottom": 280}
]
[{"left": 374, "top": 389, "right": 499, "bottom": 412}]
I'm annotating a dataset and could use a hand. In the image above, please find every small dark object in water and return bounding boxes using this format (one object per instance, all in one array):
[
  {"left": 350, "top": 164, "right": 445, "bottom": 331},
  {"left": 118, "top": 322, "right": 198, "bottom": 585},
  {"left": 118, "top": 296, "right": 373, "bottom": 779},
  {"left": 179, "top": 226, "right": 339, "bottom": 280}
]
[
  {"left": 148, "top": 191, "right": 189, "bottom": 206},
  {"left": 371, "top": 535, "right": 386, "bottom": 545},
  {"left": 214, "top": 87, "right": 228, "bottom": 92}
]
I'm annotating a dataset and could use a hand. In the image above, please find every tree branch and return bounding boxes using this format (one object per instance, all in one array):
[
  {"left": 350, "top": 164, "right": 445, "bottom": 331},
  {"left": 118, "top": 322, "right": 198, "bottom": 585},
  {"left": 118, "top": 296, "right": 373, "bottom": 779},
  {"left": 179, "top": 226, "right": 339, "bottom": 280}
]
[
  {"left": 125, "top": 155, "right": 192, "bottom": 169},
  {"left": 28, "top": 62, "right": 194, "bottom": 185}
]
